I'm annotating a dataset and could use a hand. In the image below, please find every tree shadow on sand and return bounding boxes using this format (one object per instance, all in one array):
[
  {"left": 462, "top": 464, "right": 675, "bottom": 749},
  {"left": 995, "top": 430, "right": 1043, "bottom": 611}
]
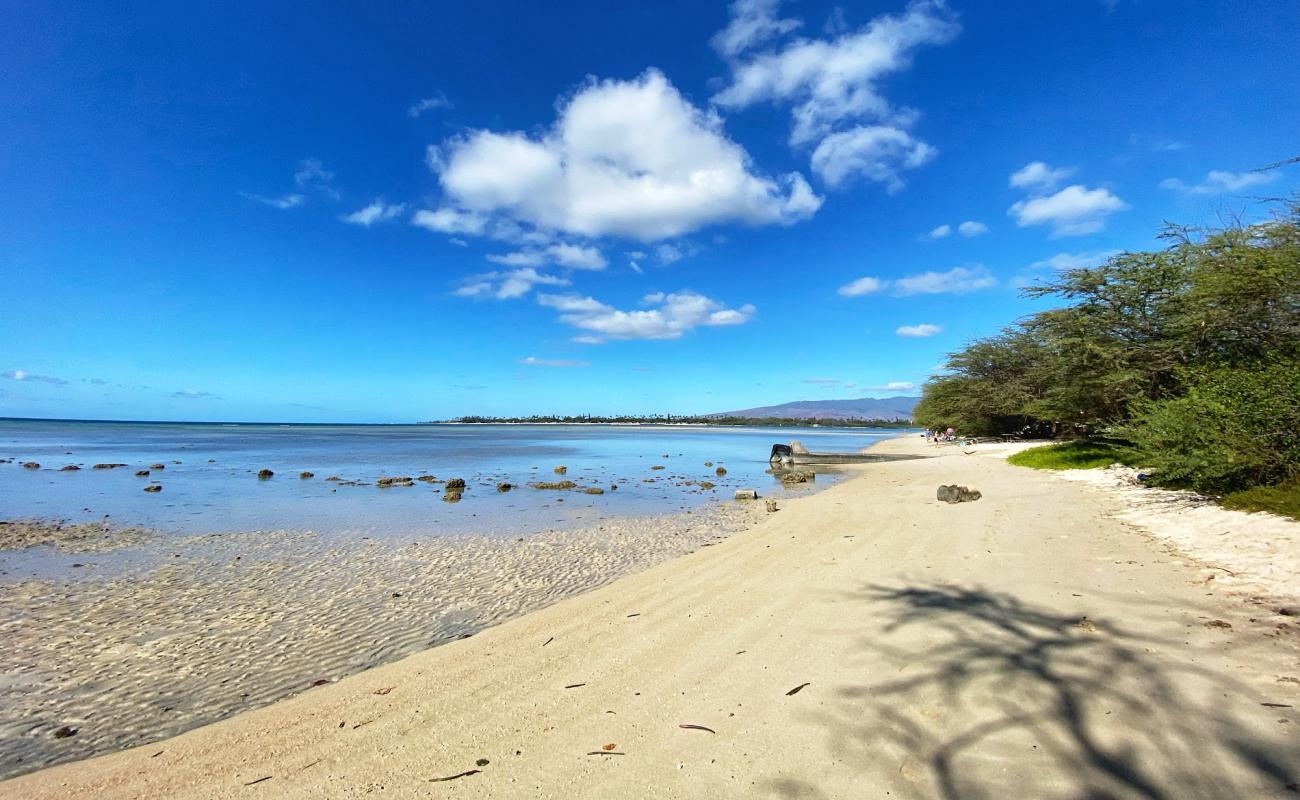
[{"left": 780, "top": 584, "right": 1298, "bottom": 800}]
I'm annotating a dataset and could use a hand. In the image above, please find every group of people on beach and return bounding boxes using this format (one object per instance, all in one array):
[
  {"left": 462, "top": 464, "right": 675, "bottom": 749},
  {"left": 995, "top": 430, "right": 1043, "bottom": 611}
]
[{"left": 924, "top": 428, "right": 958, "bottom": 443}]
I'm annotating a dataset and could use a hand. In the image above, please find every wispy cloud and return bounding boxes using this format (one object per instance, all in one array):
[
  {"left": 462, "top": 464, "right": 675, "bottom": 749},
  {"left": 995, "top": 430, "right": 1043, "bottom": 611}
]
[
  {"left": 2, "top": 369, "right": 67, "bottom": 385},
  {"left": 1027, "top": 250, "right": 1121, "bottom": 271},
  {"left": 925, "top": 224, "right": 952, "bottom": 240},
  {"left": 837, "top": 276, "right": 886, "bottom": 297},
  {"left": 1160, "top": 170, "right": 1278, "bottom": 195},
  {"left": 172, "top": 389, "right": 218, "bottom": 399},
  {"left": 293, "top": 158, "right": 338, "bottom": 199},
  {"left": 453, "top": 268, "right": 570, "bottom": 301},
  {"left": 408, "top": 93, "right": 451, "bottom": 118},
  {"left": 240, "top": 192, "right": 305, "bottom": 210},
  {"left": 894, "top": 265, "right": 997, "bottom": 296},
  {"left": 517, "top": 356, "right": 590, "bottom": 368},
  {"left": 896, "top": 323, "right": 942, "bottom": 337},
  {"left": 538, "top": 291, "right": 756, "bottom": 342},
  {"left": 341, "top": 200, "right": 406, "bottom": 227}
]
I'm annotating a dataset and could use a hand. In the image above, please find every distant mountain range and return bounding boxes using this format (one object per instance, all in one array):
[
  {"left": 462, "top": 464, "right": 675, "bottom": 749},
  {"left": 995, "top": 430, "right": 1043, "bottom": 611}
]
[{"left": 709, "top": 395, "right": 921, "bottom": 421}]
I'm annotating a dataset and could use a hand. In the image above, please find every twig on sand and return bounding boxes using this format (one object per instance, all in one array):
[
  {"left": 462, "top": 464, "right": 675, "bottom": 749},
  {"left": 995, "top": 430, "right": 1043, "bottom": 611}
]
[
  {"left": 587, "top": 751, "right": 625, "bottom": 756},
  {"left": 785, "top": 682, "right": 811, "bottom": 696},
  {"left": 679, "top": 724, "right": 716, "bottom": 734},
  {"left": 543, "top": 637, "right": 554, "bottom": 646},
  {"left": 565, "top": 683, "right": 586, "bottom": 689},
  {"left": 428, "top": 769, "right": 481, "bottom": 782},
  {"left": 244, "top": 775, "right": 273, "bottom": 786}
]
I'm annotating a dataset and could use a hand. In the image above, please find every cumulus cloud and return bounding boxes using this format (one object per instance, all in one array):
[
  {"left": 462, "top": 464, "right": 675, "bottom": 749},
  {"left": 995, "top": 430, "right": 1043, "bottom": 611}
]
[
  {"left": 1027, "top": 250, "right": 1121, "bottom": 271},
  {"left": 341, "top": 200, "right": 406, "bottom": 227},
  {"left": 712, "top": 0, "right": 957, "bottom": 190},
  {"left": 2, "top": 369, "right": 67, "bottom": 385},
  {"left": 893, "top": 265, "right": 996, "bottom": 296},
  {"left": 957, "top": 220, "right": 988, "bottom": 237},
  {"left": 453, "top": 268, "right": 570, "bottom": 300},
  {"left": 809, "top": 125, "right": 936, "bottom": 190},
  {"left": 1009, "top": 161, "right": 1076, "bottom": 191},
  {"left": 517, "top": 356, "right": 590, "bottom": 368},
  {"left": 538, "top": 290, "right": 756, "bottom": 342},
  {"left": 408, "top": 93, "right": 451, "bottom": 118},
  {"left": 837, "top": 276, "right": 887, "bottom": 297},
  {"left": 422, "top": 70, "right": 820, "bottom": 244},
  {"left": 896, "top": 323, "right": 942, "bottom": 337},
  {"left": 925, "top": 224, "right": 952, "bottom": 240},
  {"left": 711, "top": 0, "right": 802, "bottom": 59},
  {"left": 1159, "top": 170, "right": 1278, "bottom": 195},
  {"left": 1009, "top": 184, "right": 1128, "bottom": 237}
]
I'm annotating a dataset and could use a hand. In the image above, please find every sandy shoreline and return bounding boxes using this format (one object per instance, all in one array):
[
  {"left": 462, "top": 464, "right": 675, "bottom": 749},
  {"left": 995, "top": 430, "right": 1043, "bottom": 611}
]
[{"left": 3, "top": 437, "right": 1298, "bottom": 798}]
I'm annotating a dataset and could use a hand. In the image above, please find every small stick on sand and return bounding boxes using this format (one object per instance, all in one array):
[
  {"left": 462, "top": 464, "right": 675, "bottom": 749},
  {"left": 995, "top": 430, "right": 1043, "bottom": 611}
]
[
  {"left": 678, "top": 724, "right": 716, "bottom": 734},
  {"left": 586, "top": 751, "right": 625, "bottom": 756},
  {"left": 428, "top": 769, "right": 481, "bottom": 782},
  {"left": 564, "top": 683, "right": 586, "bottom": 689},
  {"left": 785, "top": 682, "right": 810, "bottom": 696},
  {"left": 543, "top": 637, "right": 554, "bottom": 646},
  {"left": 243, "top": 775, "right": 273, "bottom": 786}
]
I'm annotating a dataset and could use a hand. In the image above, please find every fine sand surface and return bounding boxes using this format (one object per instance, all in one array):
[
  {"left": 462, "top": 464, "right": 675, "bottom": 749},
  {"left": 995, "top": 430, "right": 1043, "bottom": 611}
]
[{"left": 4, "top": 438, "right": 1299, "bottom": 799}]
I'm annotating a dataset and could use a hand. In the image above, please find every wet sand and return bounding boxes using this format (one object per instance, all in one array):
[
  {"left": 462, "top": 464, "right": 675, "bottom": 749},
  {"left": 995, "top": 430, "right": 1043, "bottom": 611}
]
[{"left": 3, "top": 437, "right": 1298, "bottom": 798}]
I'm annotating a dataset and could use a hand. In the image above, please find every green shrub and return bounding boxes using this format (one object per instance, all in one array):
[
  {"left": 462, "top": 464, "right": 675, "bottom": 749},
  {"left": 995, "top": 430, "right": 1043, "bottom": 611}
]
[
  {"left": 1222, "top": 476, "right": 1300, "bottom": 521},
  {"left": 1124, "top": 359, "right": 1300, "bottom": 494},
  {"left": 1006, "top": 440, "right": 1133, "bottom": 470}
]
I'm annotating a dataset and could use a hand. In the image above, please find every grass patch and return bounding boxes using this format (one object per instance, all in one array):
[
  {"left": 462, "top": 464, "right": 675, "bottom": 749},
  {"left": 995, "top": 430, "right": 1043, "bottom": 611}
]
[
  {"left": 1006, "top": 440, "right": 1133, "bottom": 470},
  {"left": 1221, "top": 476, "right": 1300, "bottom": 521}
]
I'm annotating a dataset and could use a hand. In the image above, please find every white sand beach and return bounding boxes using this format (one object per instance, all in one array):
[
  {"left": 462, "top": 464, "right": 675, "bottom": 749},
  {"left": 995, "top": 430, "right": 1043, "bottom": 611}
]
[{"left": 3, "top": 437, "right": 1298, "bottom": 799}]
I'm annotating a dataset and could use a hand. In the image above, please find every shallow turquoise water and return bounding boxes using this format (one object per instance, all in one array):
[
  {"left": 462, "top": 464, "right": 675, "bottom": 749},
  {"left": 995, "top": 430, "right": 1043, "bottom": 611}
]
[{"left": 0, "top": 419, "right": 911, "bottom": 537}]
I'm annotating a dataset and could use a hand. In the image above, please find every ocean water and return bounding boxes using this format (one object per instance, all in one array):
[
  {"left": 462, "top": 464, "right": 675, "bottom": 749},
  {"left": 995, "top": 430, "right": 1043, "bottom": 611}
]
[{"left": 0, "top": 419, "right": 911, "bottom": 538}]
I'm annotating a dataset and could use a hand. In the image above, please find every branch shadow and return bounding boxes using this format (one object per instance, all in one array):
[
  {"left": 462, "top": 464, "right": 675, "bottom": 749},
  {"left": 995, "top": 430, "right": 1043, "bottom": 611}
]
[{"left": 788, "top": 584, "right": 1298, "bottom": 799}]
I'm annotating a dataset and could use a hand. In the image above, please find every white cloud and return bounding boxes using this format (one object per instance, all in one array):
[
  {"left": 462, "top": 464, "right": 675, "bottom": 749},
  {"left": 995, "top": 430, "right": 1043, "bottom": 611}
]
[
  {"left": 3, "top": 369, "right": 67, "bottom": 385},
  {"left": 173, "top": 389, "right": 218, "bottom": 399},
  {"left": 1009, "top": 161, "right": 1075, "bottom": 191},
  {"left": 656, "top": 243, "right": 685, "bottom": 264},
  {"left": 712, "top": 0, "right": 956, "bottom": 191},
  {"left": 809, "top": 125, "right": 936, "bottom": 190},
  {"left": 571, "top": 335, "right": 605, "bottom": 345},
  {"left": 453, "top": 268, "right": 570, "bottom": 300},
  {"left": 485, "top": 243, "right": 607, "bottom": 271},
  {"left": 294, "top": 158, "right": 339, "bottom": 199},
  {"left": 426, "top": 70, "right": 820, "bottom": 243},
  {"left": 408, "top": 94, "right": 451, "bottom": 118},
  {"left": 241, "top": 192, "right": 305, "bottom": 210},
  {"left": 341, "top": 200, "right": 405, "bottom": 227},
  {"left": 837, "top": 276, "right": 887, "bottom": 297},
  {"left": 926, "top": 224, "right": 952, "bottom": 240},
  {"left": 538, "top": 290, "right": 756, "bottom": 341},
  {"left": 894, "top": 265, "right": 996, "bottom": 296},
  {"left": 412, "top": 207, "right": 488, "bottom": 236},
  {"left": 1009, "top": 184, "right": 1128, "bottom": 237},
  {"left": 1027, "top": 250, "right": 1121, "bottom": 271},
  {"left": 1159, "top": 170, "right": 1278, "bottom": 195},
  {"left": 874, "top": 380, "right": 916, "bottom": 392},
  {"left": 957, "top": 220, "right": 988, "bottom": 237},
  {"left": 518, "top": 356, "right": 589, "bottom": 368},
  {"left": 711, "top": 0, "right": 802, "bottom": 59},
  {"left": 486, "top": 251, "right": 546, "bottom": 268},
  {"left": 896, "top": 323, "right": 942, "bottom": 337}
]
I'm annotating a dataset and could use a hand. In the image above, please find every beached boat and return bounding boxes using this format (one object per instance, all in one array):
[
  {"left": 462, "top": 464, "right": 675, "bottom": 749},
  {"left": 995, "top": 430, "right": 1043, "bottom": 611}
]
[{"left": 769, "top": 442, "right": 921, "bottom": 466}]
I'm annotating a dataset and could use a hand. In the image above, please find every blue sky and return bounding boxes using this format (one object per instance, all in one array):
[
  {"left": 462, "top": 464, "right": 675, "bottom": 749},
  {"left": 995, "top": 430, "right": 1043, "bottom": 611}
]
[{"left": 2, "top": 0, "right": 1297, "bottom": 422}]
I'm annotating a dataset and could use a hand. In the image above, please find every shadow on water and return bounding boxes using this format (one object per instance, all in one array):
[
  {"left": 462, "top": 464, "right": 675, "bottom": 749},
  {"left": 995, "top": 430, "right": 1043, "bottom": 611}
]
[{"left": 767, "top": 584, "right": 1298, "bottom": 800}]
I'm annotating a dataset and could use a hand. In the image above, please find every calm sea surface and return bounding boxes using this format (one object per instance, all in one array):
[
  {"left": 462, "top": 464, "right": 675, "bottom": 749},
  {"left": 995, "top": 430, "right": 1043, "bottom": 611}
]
[{"left": 0, "top": 419, "right": 911, "bottom": 538}]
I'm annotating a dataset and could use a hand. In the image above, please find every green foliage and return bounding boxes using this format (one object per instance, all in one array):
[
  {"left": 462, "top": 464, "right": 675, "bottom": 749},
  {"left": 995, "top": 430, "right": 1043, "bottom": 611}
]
[
  {"left": 1122, "top": 359, "right": 1300, "bottom": 493},
  {"left": 915, "top": 201, "right": 1300, "bottom": 498},
  {"left": 1006, "top": 440, "right": 1134, "bottom": 471},
  {"left": 1222, "top": 476, "right": 1300, "bottom": 521}
]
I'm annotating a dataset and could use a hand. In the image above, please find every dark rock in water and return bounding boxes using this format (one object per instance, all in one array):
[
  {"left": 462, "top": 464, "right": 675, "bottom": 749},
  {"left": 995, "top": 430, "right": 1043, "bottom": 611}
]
[
  {"left": 528, "top": 480, "right": 576, "bottom": 490},
  {"left": 257, "top": 469, "right": 274, "bottom": 479},
  {"left": 93, "top": 463, "right": 128, "bottom": 470},
  {"left": 377, "top": 476, "right": 414, "bottom": 487},
  {"left": 651, "top": 465, "right": 666, "bottom": 470},
  {"left": 300, "top": 471, "right": 315, "bottom": 479},
  {"left": 580, "top": 487, "right": 605, "bottom": 495},
  {"left": 704, "top": 462, "right": 713, "bottom": 467},
  {"left": 52, "top": 726, "right": 78, "bottom": 739},
  {"left": 143, "top": 484, "right": 162, "bottom": 493},
  {"left": 21, "top": 462, "right": 39, "bottom": 469},
  {"left": 208, "top": 458, "right": 216, "bottom": 462},
  {"left": 496, "top": 482, "right": 513, "bottom": 492},
  {"left": 609, "top": 484, "right": 618, "bottom": 491},
  {"left": 150, "top": 463, "right": 166, "bottom": 470},
  {"left": 325, "top": 475, "right": 342, "bottom": 482},
  {"left": 715, "top": 466, "right": 728, "bottom": 477},
  {"left": 416, "top": 475, "right": 438, "bottom": 483},
  {"left": 59, "top": 465, "right": 80, "bottom": 471},
  {"left": 699, "top": 481, "right": 716, "bottom": 490},
  {"left": 554, "top": 465, "right": 568, "bottom": 475},
  {"left": 446, "top": 477, "right": 467, "bottom": 490},
  {"left": 937, "top": 484, "right": 981, "bottom": 504},
  {"left": 778, "top": 470, "right": 815, "bottom": 485},
  {"left": 135, "top": 470, "right": 150, "bottom": 477},
  {"left": 442, "top": 488, "right": 464, "bottom": 503}
]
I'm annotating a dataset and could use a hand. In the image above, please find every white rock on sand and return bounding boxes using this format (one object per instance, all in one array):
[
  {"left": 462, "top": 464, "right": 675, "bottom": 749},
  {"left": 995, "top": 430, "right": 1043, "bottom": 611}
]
[{"left": 3, "top": 437, "right": 1298, "bottom": 799}]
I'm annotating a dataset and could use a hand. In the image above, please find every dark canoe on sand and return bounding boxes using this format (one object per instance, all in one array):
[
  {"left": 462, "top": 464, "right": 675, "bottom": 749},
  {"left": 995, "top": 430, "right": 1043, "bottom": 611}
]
[{"left": 769, "top": 443, "right": 924, "bottom": 466}]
